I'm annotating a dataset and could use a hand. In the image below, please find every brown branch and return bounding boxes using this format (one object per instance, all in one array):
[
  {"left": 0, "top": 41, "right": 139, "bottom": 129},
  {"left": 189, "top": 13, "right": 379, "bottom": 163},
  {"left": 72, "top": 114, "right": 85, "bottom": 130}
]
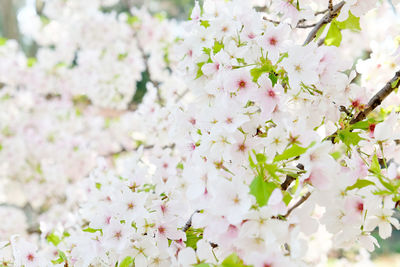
[
  {"left": 283, "top": 192, "right": 311, "bottom": 218},
  {"left": 175, "top": 88, "right": 189, "bottom": 103},
  {"left": 281, "top": 163, "right": 304, "bottom": 191},
  {"left": 297, "top": 23, "right": 318, "bottom": 29},
  {"left": 136, "top": 40, "right": 165, "bottom": 107},
  {"left": 182, "top": 210, "right": 200, "bottom": 232},
  {"left": 350, "top": 70, "right": 400, "bottom": 124},
  {"left": 0, "top": 203, "right": 40, "bottom": 234},
  {"left": 315, "top": 8, "right": 329, "bottom": 16},
  {"left": 303, "top": 1, "right": 345, "bottom": 45},
  {"left": 263, "top": 17, "right": 317, "bottom": 29}
]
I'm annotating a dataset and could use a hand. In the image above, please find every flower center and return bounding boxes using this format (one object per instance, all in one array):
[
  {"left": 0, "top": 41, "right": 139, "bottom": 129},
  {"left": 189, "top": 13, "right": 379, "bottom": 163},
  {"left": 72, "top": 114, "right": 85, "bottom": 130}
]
[{"left": 269, "top": 37, "right": 277, "bottom": 46}]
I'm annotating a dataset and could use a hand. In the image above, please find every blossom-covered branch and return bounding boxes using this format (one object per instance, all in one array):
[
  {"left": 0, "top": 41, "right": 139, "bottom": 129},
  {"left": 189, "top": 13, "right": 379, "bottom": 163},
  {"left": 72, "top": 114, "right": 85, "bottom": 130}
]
[
  {"left": 350, "top": 70, "right": 400, "bottom": 124},
  {"left": 303, "top": 1, "right": 345, "bottom": 45}
]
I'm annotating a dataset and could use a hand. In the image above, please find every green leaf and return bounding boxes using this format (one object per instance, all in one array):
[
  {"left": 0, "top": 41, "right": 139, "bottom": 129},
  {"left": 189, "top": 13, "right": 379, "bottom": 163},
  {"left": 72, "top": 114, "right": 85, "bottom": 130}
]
[
  {"left": 350, "top": 118, "right": 377, "bottom": 130},
  {"left": 203, "top": 47, "right": 211, "bottom": 56},
  {"left": 250, "top": 61, "right": 273, "bottom": 82},
  {"left": 335, "top": 12, "right": 361, "bottom": 31},
  {"left": 118, "top": 53, "right": 128, "bottom": 61},
  {"left": 282, "top": 191, "right": 293, "bottom": 205},
  {"left": 346, "top": 179, "right": 376, "bottom": 191},
  {"left": 46, "top": 232, "right": 61, "bottom": 246},
  {"left": 324, "top": 22, "right": 342, "bottom": 47},
  {"left": 220, "top": 253, "right": 248, "bottom": 267},
  {"left": 82, "top": 227, "right": 102, "bottom": 234},
  {"left": 196, "top": 62, "right": 206, "bottom": 79},
  {"left": 264, "top": 163, "right": 279, "bottom": 181},
  {"left": 248, "top": 152, "right": 256, "bottom": 168},
  {"left": 249, "top": 176, "right": 277, "bottom": 206},
  {"left": 273, "top": 144, "right": 308, "bottom": 162},
  {"left": 370, "top": 154, "right": 381, "bottom": 175},
  {"left": 126, "top": 15, "right": 140, "bottom": 26},
  {"left": 256, "top": 153, "right": 267, "bottom": 163},
  {"left": 377, "top": 176, "right": 395, "bottom": 192},
  {"left": 373, "top": 190, "right": 392, "bottom": 195},
  {"left": 185, "top": 228, "right": 203, "bottom": 250},
  {"left": 213, "top": 41, "right": 224, "bottom": 54},
  {"left": 51, "top": 250, "right": 67, "bottom": 264},
  {"left": 0, "top": 37, "right": 6, "bottom": 46},
  {"left": 269, "top": 73, "right": 278, "bottom": 86},
  {"left": 337, "top": 129, "right": 363, "bottom": 147},
  {"left": 195, "top": 264, "right": 210, "bottom": 267},
  {"left": 200, "top": 20, "right": 210, "bottom": 28},
  {"left": 330, "top": 151, "right": 341, "bottom": 160},
  {"left": 27, "top": 57, "right": 37, "bottom": 68},
  {"left": 154, "top": 12, "right": 166, "bottom": 21},
  {"left": 391, "top": 77, "right": 400, "bottom": 88},
  {"left": 176, "top": 162, "right": 184, "bottom": 170},
  {"left": 119, "top": 256, "right": 134, "bottom": 267}
]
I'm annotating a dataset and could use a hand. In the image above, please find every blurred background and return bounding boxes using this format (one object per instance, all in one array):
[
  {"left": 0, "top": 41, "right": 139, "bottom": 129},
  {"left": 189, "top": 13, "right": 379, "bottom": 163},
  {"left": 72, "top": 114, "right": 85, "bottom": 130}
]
[
  {"left": 0, "top": 0, "right": 201, "bottom": 56},
  {"left": 1, "top": 0, "right": 400, "bottom": 265}
]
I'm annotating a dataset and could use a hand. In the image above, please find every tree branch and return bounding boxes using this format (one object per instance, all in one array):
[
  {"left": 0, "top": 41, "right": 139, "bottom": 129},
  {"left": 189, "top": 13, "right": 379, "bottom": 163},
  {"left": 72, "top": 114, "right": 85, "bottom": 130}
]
[
  {"left": 283, "top": 192, "right": 312, "bottom": 218},
  {"left": 136, "top": 41, "right": 165, "bottom": 107},
  {"left": 0, "top": 203, "right": 40, "bottom": 234},
  {"left": 182, "top": 210, "right": 200, "bottom": 232},
  {"left": 350, "top": 70, "right": 400, "bottom": 124},
  {"left": 281, "top": 163, "right": 304, "bottom": 191},
  {"left": 303, "top": 1, "right": 345, "bottom": 45}
]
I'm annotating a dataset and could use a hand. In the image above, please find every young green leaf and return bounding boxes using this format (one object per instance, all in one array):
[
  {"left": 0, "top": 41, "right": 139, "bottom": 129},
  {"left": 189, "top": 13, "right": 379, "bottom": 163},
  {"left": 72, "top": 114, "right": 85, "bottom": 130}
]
[
  {"left": 119, "top": 256, "right": 134, "bottom": 267},
  {"left": 346, "top": 179, "right": 375, "bottom": 191},
  {"left": 220, "top": 253, "right": 248, "bottom": 267},
  {"left": 335, "top": 12, "right": 361, "bottom": 31},
  {"left": 324, "top": 22, "right": 342, "bottom": 47},
  {"left": 273, "top": 144, "right": 308, "bottom": 162},
  {"left": 250, "top": 176, "right": 277, "bottom": 206},
  {"left": 337, "top": 129, "right": 363, "bottom": 147}
]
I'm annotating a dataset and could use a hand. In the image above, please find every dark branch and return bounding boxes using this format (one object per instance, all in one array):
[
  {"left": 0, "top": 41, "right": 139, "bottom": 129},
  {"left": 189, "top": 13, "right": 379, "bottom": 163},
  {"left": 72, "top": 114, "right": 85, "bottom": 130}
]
[
  {"left": 350, "top": 70, "right": 400, "bottom": 124},
  {"left": 303, "top": 1, "right": 345, "bottom": 45},
  {"left": 328, "top": 0, "right": 333, "bottom": 13},
  {"left": 0, "top": 203, "right": 40, "bottom": 234},
  {"left": 182, "top": 210, "right": 200, "bottom": 232},
  {"left": 297, "top": 23, "right": 318, "bottom": 29},
  {"left": 283, "top": 192, "right": 312, "bottom": 218},
  {"left": 281, "top": 163, "right": 304, "bottom": 191}
]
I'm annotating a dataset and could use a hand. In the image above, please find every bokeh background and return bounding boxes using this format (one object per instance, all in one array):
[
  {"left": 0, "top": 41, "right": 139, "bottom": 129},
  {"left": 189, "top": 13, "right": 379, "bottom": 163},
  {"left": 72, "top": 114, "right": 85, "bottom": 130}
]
[{"left": 1, "top": 0, "right": 400, "bottom": 265}]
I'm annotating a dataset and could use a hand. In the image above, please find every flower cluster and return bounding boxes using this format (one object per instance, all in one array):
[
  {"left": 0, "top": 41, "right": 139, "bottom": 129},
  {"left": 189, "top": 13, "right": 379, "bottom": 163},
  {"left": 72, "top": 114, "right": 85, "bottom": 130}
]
[{"left": 1, "top": 0, "right": 400, "bottom": 267}]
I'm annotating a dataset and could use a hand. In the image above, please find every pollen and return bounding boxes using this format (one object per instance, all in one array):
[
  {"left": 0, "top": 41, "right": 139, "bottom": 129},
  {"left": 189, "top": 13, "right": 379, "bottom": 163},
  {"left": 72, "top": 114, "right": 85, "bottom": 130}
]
[
  {"left": 238, "top": 143, "right": 246, "bottom": 152},
  {"left": 238, "top": 80, "right": 247, "bottom": 89},
  {"left": 294, "top": 64, "right": 302, "bottom": 73},
  {"left": 357, "top": 202, "right": 364, "bottom": 213},
  {"left": 269, "top": 37, "right": 277, "bottom": 46},
  {"left": 114, "top": 231, "right": 122, "bottom": 240},
  {"left": 26, "top": 253, "right": 35, "bottom": 262}
]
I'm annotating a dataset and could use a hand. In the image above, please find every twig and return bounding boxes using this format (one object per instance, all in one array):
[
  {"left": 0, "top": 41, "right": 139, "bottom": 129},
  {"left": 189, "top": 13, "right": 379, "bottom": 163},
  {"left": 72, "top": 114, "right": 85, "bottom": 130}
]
[
  {"left": 297, "top": 23, "right": 318, "bottom": 29},
  {"left": 136, "top": 41, "right": 165, "bottom": 107},
  {"left": 328, "top": 0, "right": 333, "bottom": 13},
  {"left": 283, "top": 192, "right": 312, "bottom": 218},
  {"left": 350, "top": 70, "right": 400, "bottom": 124},
  {"left": 0, "top": 203, "right": 40, "bottom": 234},
  {"left": 175, "top": 88, "right": 189, "bottom": 103},
  {"left": 339, "top": 105, "right": 352, "bottom": 116},
  {"left": 263, "top": 17, "right": 317, "bottom": 29},
  {"left": 263, "top": 17, "right": 280, "bottom": 25},
  {"left": 315, "top": 8, "right": 329, "bottom": 16},
  {"left": 182, "top": 210, "right": 200, "bottom": 232},
  {"left": 281, "top": 163, "right": 304, "bottom": 191},
  {"left": 303, "top": 1, "right": 345, "bottom": 45}
]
